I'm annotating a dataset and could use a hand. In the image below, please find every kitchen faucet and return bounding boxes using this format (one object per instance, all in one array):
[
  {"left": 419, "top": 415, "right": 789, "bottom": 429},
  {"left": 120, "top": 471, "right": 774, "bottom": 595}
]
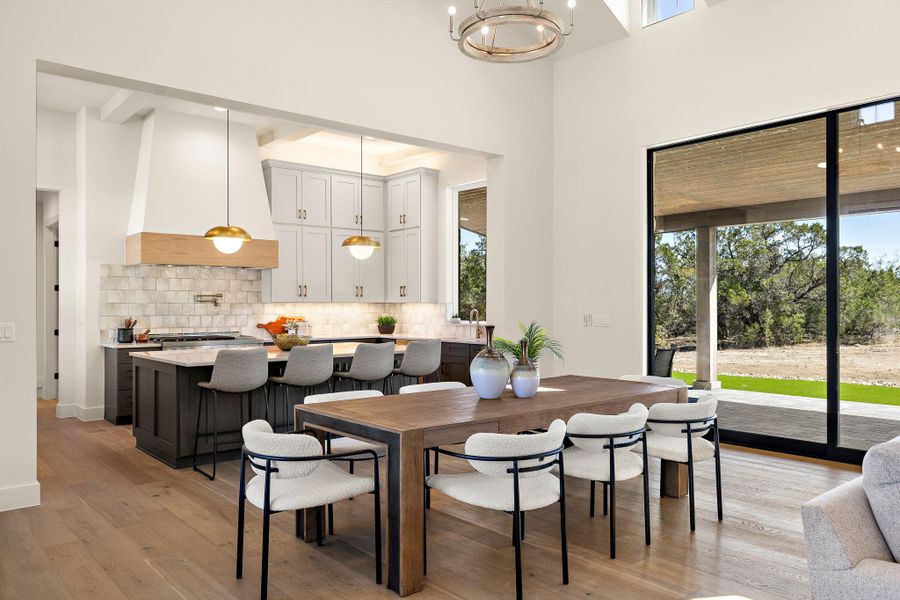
[{"left": 469, "top": 308, "right": 483, "bottom": 339}]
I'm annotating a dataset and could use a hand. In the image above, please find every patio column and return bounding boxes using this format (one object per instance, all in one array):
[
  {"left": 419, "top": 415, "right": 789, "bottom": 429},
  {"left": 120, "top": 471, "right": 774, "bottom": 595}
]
[{"left": 694, "top": 226, "right": 721, "bottom": 390}]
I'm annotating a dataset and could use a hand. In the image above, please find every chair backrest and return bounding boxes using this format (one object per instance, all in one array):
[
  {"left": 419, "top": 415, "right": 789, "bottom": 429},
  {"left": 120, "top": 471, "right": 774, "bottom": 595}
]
[
  {"left": 304, "top": 390, "right": 383, "bottom": 405},
  {"left": 399, "top": 381, "right": 466, "bottom": 394},
  {"left": 566, "top": 403, "right": 649, "bottom": 453},
  {"left": 241, "top": 419, "right": 322, "bottom": 478},
  {"left": 346, "top": 342, "right": 396, "bottom": 380},
  {"left": 280, "top": 344, "right": 334, "bottom": 386},
  {"left": 397, "top": 340, "right": 442, "bottom": 377},
  {"left": 618, "top": 374, "right": 687, "bottom": 390},
  {"left": 464, "top": 419, "right": 566, "bottom": 479},
  {"left": 652, "top": 348, "right": 677, "bottom": 377},
  {"left": 647, "top": 396, "right": 717, "bottom": 438},
  {"left": 208, "top": 347, "right": 270, "bottom": 393}
]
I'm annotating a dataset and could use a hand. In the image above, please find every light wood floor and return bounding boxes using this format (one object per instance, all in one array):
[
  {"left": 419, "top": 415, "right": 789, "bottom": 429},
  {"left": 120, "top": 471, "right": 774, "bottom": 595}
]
[{"left": 0, "top": 400, "right": 860, "bottom": 600}]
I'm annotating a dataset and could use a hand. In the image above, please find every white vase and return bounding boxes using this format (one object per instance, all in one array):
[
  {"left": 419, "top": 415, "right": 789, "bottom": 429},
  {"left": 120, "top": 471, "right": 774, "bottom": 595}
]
[
  {"left": 469, "top": 325, "right": 510, "bottom": 399},
  {"left": 510, "top": 339, "right": 540, "bottom": 398}
]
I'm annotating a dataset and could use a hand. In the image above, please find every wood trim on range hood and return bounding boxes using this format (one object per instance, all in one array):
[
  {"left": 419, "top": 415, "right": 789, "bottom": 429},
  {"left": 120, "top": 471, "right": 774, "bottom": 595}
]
[{"left": 125, "top": 232, "right": 278, "bottom": 268}]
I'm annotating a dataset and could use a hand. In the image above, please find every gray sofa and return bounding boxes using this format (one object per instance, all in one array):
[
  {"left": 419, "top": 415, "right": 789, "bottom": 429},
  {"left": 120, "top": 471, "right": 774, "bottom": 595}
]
[{"left": 802, "top": 437, "right": 900, "bottom": 600}]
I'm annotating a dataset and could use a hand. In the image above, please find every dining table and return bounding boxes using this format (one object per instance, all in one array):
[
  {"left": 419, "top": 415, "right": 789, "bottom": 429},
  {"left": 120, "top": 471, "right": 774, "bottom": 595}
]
[{"left": 294, "top": 374, "right": 687, "bottom": 596}]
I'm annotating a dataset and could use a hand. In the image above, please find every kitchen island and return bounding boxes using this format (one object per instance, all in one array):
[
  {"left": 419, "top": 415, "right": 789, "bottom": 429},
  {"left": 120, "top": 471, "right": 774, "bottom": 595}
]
[{"left": 130, "top": 342, "right": 405, "bottom": 468}]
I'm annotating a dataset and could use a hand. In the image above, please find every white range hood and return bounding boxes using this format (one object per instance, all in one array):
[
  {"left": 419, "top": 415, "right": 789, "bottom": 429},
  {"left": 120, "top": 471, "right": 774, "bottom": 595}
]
[{"left": 126, "top": 108, "right": 277, "bottom": 267}]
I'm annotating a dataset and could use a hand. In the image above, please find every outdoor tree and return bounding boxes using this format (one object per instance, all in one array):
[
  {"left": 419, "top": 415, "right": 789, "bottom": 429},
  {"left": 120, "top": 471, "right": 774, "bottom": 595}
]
[{"left": 460, "top": 235, "right": 487, "bottom": 318}]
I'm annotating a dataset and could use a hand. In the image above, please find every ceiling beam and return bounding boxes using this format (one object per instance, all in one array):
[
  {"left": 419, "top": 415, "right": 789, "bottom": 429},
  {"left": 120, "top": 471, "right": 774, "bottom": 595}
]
[
  {"left": 100, "top": 89, "right": 151, "bottom": 124},
  {"left": 257, "top": 125, "right": 320, "bottom": 147}
]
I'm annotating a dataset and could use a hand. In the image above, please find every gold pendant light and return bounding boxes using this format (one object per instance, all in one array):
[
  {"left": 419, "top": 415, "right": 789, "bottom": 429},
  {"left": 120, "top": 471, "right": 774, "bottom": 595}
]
[
  {"left": 342, "top": 136, "right": 382, "bottom": 260},
  {"left": 205, "top": 107, "right": 251, "bottom": 254}
]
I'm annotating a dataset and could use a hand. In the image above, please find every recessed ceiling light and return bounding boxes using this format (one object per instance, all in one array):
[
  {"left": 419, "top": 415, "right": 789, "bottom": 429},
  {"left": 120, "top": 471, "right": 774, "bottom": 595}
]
[
  {"left": 214, "top": 106, "right": 227, "bottom": 112},
  {"left": 817, "top": 162, "right": 827, "bottom": 169},
  {"left": 460, "top": 217, "right": 470, "bottom": 222},
  {"left": 877, "top": 143, "right": 884, "bottom": 150},
  {"left": 364, "top": 135, "right": 377, "bottom": 140}
]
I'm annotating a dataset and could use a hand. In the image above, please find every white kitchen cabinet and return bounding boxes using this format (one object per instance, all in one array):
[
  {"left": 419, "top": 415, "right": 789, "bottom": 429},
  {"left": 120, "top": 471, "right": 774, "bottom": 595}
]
[
  {"left": 300, "top": 171, "right": 331, "bottom": 227},
  {"left": 332, "top": 228, "right": 385, "bottom": 302},
  {"left": 388, "top": 173, "right": 422, "bottom": 231},
  {"left": 262, "top": 225, "right": 331, "bottom": 302},
  {"left": 263, "top": 162, "right": 331, "bottom": 227},
  {"left": 332, "top": 176, "right": 384, "bottom": 231},
  {"left": 387, "top": 228, "right": 422, "bottom": 302}
]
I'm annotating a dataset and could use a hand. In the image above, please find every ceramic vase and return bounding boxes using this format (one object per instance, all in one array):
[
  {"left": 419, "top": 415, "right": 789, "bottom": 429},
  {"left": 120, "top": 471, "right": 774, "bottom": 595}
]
[
  {"left": 510, "top": 339, "right": 540, "bottom": 398},
  {"left": 469, "top": 325, "right": 510, "bottom": 399}
]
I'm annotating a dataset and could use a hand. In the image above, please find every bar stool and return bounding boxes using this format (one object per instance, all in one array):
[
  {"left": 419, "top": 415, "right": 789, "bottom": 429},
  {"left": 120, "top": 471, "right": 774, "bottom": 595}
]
[
  {"left": 192, "top": 347, "right": 269, "bottom": 481},
  {"left": 332, "top": 342, "right": 395, "bottom": 393},
  {"left": 268, "top": 344, "right": 334, "bottom": 432},
  {"left": 391, "top": 339, "right": 442, "bottom": 391}
]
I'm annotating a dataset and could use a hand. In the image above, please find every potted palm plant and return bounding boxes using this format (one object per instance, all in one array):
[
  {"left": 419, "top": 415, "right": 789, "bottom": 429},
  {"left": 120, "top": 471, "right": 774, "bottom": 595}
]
[
  {"left": 494, "top": 321, "right": 563, "bottom": 398},
  {"left": 377, "top": 315, "right": 398, "bottom": 335}
]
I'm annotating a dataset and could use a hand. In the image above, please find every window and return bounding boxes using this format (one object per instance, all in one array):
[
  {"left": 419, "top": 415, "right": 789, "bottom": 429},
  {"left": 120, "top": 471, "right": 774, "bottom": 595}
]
[
  {"left": 642, "top": 0, "right": 694, "bottom": 27},
  {"left": 457, "top": 186, "right": 486, "bottom": 320},
  {"left": 859, "top": 101, "right": 895, "bottom": 126}
]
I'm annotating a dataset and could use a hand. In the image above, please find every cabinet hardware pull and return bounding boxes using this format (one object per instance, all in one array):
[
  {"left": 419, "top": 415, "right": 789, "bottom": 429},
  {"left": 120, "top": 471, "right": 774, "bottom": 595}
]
[
  {"left": 355, "top": 215, "right": 358, "bottom": 224},
  {"left": 360, "top": 285, "right": 364, "bottom": 297},
  {"left": 303, "top": 285, "right": 308, "bottom": 297},
  {"left": 298, "top": 209, "right": 302, "bottom": 220},
  {"left": 303, "top": 209, "right": 307, "bottom": 220}
]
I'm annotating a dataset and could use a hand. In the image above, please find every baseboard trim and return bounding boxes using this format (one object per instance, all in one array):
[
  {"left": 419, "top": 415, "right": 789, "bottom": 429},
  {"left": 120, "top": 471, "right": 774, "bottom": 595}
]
[
  {"left": 56, "top": 403, "right": 105, "bottom": 422},
  {"left": 0, "top": 481, "right": 41, "bottom": 512}
]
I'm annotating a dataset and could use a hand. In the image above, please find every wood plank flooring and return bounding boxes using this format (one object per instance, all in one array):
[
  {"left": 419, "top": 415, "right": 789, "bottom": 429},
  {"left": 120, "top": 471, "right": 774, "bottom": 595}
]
[{"left": 0, "top": 400, "right": 861, "bottom": 600}]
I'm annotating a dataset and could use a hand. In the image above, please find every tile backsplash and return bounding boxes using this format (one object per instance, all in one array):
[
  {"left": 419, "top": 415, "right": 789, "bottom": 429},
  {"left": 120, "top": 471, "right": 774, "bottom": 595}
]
[{"left": 98, "top": 264, "right": 458, "bottom": 341}]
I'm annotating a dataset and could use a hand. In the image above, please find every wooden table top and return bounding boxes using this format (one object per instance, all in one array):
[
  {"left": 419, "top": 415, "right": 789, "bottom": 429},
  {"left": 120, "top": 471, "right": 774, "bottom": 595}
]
[{"left": 295, "top": 375, "right": 677, "bottom": 436}]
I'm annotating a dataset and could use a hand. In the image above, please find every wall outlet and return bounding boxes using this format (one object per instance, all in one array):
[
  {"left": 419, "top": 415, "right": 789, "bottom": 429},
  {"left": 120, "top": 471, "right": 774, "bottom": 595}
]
[
  {"left": 0, "top": 323, "right": 15, "bottom": 342},
  {"left": 582, "top": 314, "right": 610, "bottom": 328}
]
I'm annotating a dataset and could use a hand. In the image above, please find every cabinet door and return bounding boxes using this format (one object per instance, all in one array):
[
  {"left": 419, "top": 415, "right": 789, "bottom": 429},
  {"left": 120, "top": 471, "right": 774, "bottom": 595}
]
[
  {"left": 388, "top": 179, "right": 405, "bottom": 231},
  {"left": 331, "top": 228, "right": 359, "bottom": 302},
  {"left": 387, "top": 229, "right": 405, "bottom": 302},
  {"left": 269, "top": 168, "right": 301, "bottom": 224},
  {"left": 358, "top": 231, "right": 385, "bottom": 302},
  {"left": 402, "top": 175, "right": 421, "bottom": 229},
  {"left": 331, "top": 175, "right": 359, "bottom": 230},
  {"left": 271, "top": 225, "right": 301, "bottom": 301},
  {"left": 361, "top": 179, "right": 384, "bottom": 231},
  {"left": 404, "top": 228, "right": 421, "bottom": 302},
  {"left": 300, "top": 171, "right": 331, "bottom": 227},
  {"left": 300, "top": 227, "right": 331, "bottom": 302}
]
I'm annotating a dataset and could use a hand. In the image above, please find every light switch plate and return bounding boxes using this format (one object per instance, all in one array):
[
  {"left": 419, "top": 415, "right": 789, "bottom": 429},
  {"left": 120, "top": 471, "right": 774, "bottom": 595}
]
[{"left": 0, "top": 323, "right": 15, "bottom": 342}]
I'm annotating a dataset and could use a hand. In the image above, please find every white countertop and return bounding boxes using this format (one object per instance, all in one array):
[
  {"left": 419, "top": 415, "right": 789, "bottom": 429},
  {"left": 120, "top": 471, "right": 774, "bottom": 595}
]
[
  {"left": 130, "top": 342, "right": 405, "bottom": 367},
  {"left": 101, "top": 341, "right": 163, "bottom": 349}
]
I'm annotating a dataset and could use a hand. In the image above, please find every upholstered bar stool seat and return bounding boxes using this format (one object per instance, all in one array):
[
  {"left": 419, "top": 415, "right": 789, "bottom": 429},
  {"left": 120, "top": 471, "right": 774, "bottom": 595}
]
[
  {"left": 193, "top": 347, "right": 270, "bottom": 481},
  {"left": 332, "top": 342, "right": 396, "bottom": 393},
  {"left": 268, "top": 344, "right": 334, "bottom": 432},
  {"left": 392, "top": 340, "right": 442, "bottom": 390}
]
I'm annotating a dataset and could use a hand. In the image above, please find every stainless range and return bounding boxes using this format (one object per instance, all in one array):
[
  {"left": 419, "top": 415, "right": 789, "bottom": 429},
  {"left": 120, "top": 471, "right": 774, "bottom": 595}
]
[{"left": 149, "top": 331, "right": 265, "bottom": 350}]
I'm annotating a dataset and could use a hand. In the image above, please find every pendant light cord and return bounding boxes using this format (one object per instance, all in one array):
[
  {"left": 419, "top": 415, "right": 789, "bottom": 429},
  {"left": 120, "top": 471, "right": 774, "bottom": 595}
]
[
  {"left": 226, "top": 109, "right": 231, "bottom": 227},
  {"left": 359, "top": 135, "right": 364, "bottom": 235}
]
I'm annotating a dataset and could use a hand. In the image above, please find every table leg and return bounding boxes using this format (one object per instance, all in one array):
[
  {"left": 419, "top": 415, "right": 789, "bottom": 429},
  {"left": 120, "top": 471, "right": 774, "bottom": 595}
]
[
  {"left": 387, "top": 430, "right": 425, "bottom": 596},
  {"left": 293, "top": 411, "right": 328, "bottom": 542},
  {"left": 660, "top": 460, "right": 689, "bottom": 498}
]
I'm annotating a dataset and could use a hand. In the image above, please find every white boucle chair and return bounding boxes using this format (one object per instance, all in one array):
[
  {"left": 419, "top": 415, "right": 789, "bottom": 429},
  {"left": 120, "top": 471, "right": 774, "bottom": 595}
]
[
  {"left": 426, "top": 419, "right": 569, "bottom": 600},
  {"left": 398, "top": 381, "right": 467, "bottom": 508},
  {"left": 304, "top": 390, "right": 386, "bottom": 534},
  {"left": 237, "top": 420, "right": 381, "bottom": 600},
  {"left": 636, "top": 396, "right": 722, "bottom": 532},
  {"left": 562, "top": 404, "right": 650, "bottom": 558}
]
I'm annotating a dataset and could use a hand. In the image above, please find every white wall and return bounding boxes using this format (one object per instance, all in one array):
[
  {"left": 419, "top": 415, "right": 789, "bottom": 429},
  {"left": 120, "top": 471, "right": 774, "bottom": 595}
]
[
  {"left": 553, "top": 0, "right": 900, "bottom": 378},
  {"left": 1, "top": 0, "right": 554, "bottom": 510}
]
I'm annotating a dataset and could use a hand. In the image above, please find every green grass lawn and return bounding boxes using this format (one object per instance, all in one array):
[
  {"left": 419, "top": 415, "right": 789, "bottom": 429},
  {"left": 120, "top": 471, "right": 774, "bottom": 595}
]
[{"left": 673, "top": 371, "right": 900, "bottom": 406}]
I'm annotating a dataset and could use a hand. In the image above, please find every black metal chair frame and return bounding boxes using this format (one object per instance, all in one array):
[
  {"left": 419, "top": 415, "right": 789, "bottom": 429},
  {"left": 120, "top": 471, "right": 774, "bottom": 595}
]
[
  {"left": 236, "top": 443, "right": 382, "bottom": 600},
  {"left": 322, "top": 431, "right": 380, "bottom": 535},
  {"left": 425, "top": 444, "right": 569, "bottom": 600},
  {"left": 192, "top": 385, "right": 268, "bottom": 481},
  {"left": 267, "top": 379, "right": 334, "bottom": 433},
  {"left": 645, "top": 415, "right": 722, "bottom": 531},
  {"left": 564, "top": 427, "right": 650, "bottom": 559}
]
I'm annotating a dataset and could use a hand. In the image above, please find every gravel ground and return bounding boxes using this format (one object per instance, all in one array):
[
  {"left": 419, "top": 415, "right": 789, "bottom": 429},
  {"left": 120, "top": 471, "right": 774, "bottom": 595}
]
[{"left": 673, "top": 335, "right": 900, "bottom": 387}]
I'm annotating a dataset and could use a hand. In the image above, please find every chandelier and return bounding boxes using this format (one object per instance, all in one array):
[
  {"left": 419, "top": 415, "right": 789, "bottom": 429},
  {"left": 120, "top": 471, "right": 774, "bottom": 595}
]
[{"left": 448, "top": 0, "right": 576, "bottom": 63}]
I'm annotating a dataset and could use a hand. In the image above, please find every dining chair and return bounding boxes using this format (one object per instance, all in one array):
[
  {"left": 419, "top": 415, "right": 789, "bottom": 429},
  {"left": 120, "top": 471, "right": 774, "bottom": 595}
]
[
  {"left": 561, "top": 404, "right": 650, "bottom": 558},
  {"left": 636, "top": 396, "right": 722, "bottom": 531},
  {"left": 425, "top": 419, "right": 569, "bottom": 600},
  {"left": 392, "top": 339, "right": 442, "bottom": 390},
  {"left": 192, "top": 347, "right": 269, "bottom": 481},
  {"left": 268, "top": 344, "right": 334, "bottom": 432},
  {"left": 304, "top": 389, "right": 386, "bottom": 535},
  {"left": 333, "top": 342, "right": 396, "bottom": 393},
  {"left": 398, "top": 380, "right": 467, "bottom": 508},
  {"left": 236, "top": 420, "right": 381, "bottom": 600}
]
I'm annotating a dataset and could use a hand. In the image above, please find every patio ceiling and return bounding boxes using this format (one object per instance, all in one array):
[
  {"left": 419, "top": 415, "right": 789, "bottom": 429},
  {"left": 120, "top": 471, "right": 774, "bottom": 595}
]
[{"left": 459, "top": 187, "right": 487, "bottom": 237}]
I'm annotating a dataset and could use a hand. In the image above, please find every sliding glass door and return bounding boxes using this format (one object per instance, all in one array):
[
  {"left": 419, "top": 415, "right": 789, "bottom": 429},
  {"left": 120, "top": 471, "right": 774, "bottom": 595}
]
[{"left": 648, "top": 96, "right": 900, "bottom": 461}]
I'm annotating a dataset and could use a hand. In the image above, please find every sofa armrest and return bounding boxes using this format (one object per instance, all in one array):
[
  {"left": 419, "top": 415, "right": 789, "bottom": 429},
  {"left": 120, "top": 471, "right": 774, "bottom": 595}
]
[{"left": 802, "top": 477, "right": 893, "bottom": 571}]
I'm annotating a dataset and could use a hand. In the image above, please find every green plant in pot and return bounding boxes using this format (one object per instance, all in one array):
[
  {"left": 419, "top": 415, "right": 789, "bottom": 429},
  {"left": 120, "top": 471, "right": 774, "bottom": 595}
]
[
  {"left": 377, "top": 315, "right": 397, "bottom": 335},
  {"left": 495, "top": 321, "right": 563, "bottom": 398}
]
